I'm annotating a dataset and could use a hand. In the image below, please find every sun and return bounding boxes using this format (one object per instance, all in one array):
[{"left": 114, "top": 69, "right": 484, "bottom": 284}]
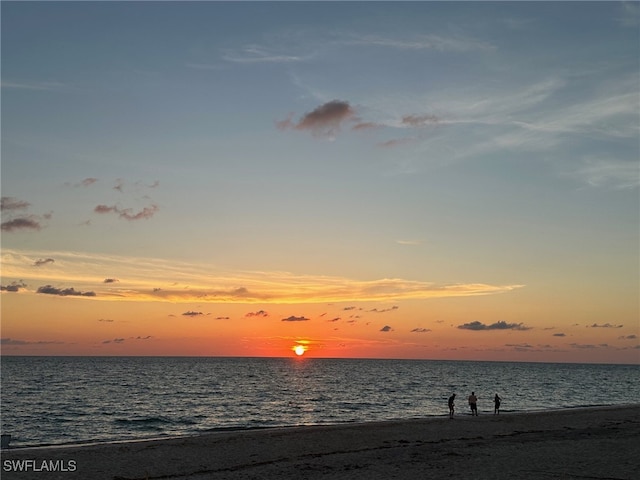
[{"left": 293, "top": 345, "right": 306, "bottom": 356}]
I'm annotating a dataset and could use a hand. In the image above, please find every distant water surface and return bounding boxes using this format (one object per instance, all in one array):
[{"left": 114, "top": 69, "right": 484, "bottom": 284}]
[{"left": 1, "top": 357, "right": 638, "bottom": 447}]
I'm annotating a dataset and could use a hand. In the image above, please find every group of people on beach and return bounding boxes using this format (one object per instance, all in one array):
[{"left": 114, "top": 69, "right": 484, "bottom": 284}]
[{"left": 447, "top": 392, "right": 501, "bottom": 418}]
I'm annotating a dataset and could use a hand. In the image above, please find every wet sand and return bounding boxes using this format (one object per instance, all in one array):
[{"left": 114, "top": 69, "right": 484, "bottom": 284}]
[{"left": 2, "top": 405, "right": 639, "bottom": 479}]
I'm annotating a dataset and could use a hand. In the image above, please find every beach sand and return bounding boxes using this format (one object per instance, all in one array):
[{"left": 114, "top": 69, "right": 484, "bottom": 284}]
[{"left": 1, "top": 405, "right": 638, "bottom": 480}]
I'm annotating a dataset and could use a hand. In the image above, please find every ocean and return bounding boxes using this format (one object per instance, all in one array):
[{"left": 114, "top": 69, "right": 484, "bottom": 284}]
[{"left": 1, "top": 356, "right": 638, "bottom": 447}]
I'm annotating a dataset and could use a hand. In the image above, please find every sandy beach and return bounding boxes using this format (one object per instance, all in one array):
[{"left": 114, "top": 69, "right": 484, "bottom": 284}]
[{"left": 2, "top": 405, "right": 639, "bottom": 480}]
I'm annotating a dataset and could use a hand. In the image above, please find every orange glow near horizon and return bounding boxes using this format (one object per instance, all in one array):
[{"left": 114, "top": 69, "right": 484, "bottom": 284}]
[{"left": 1, "top": 262, "right": 638, "bottom": 364}]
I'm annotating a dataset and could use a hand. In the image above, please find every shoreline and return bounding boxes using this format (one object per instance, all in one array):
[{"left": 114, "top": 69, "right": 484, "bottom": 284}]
[
  {"left": 3, "top": 403, "right": 635, "bottom": 451},
  {"left": 2, "top": 404, "right": 639, "bottom": 479}
]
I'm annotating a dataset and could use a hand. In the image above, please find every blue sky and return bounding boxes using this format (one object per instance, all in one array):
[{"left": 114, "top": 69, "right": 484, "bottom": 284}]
[{"left": 1, "top": 2, "right": 638, "bottom": 361}]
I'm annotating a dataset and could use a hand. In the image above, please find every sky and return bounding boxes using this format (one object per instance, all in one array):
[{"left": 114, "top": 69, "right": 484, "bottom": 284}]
[{"left": 1, "top": 1, "right": 638, "bottom": 363}]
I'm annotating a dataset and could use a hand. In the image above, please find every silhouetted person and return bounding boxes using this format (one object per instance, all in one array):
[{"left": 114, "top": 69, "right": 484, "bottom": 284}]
[
  {"left": 494, "top": 394, "right": 501, "bottom": 415},
  {"left": 468, "top": 391, "right": 478, "bottom": 416},
  {"left": 448, "top": 394, "right": 456, "bottom": 419}
]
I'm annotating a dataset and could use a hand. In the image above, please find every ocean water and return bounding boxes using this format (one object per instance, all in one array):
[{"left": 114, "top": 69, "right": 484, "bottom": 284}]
[{"left": 1, "top": 356, "right": 638, "bottom": 447}]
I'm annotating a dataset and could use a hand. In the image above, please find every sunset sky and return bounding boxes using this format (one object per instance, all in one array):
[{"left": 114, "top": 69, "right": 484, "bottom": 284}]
[{"left": 1, "top": 1, "right": 638, "bottom": 363}]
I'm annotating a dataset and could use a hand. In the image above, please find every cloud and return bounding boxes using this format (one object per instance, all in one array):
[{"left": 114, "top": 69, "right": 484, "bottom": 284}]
[
  {"left": 278, "top": 100, "right": 355, "bottom": 138},
  {"left": 380, "top": 325, "right": 393, "bottom": 332},
  {"left": 505, "top": 343, "right": 533, "bottom": 350},
  {"left": 182, "top": 311, "right": 204, "bottom": 317},
  {"left": 571, "top": 156, "right": 639, "bottom": 190},
  {"left": 618, "top": 334, "right": 638, "bottom": 340},
  {"left": 553, "top": 333, "right": 566, "bottom": 337},
  {"left": 119, "top": 205, "right": 159, "bottom": 221},
  {"left": 245, "top": 310, "right": 269, "bottom": 318},
  {"left": 341, "top": 33, "right": 495, "bottom": 52},
  {"left": 1, "top": 80, "right": 65, "bottom": 91},
  {"left": 33, "top": 258, "right": 55, "bottom": 267},
  {"left": 351, "top": 121, "right": 380, "bottom": 131},
  {"left": 94, "top": 205, "right": 118, "bottom": 214},
  {"left": 1, "top": 338, "right": 64, "bottom": 345},
  {"left": 215, "top": 316, "right": 230, "bottom": 320},
  {"left": 570, "top": 343, "right": 609, "bottom": 349},
  {"left": 1, "top": 217, "right": 42, "bottom": 232},
  {"left": 368, "top": 306, "right": 399, "bottom": 313},
  {"left": 618, "top": 334, "right": 637, "bottom": 340},
  {"left": 281, "top": 315, "right": 310, "bottom": 322},
  {"left": 588, "top": 323, "right": 623, "bottom": 328},
  {"left": 103, "top": 278, "right": 119, "bottom": 283},
  {"left": 1, "top": 197, "right": 31, "bottom": 211},
  {"left": 82, "top": 177, "right": 98, "bottom": 186},
  {"left": 97, "top": 318, "right": 114, "bottom": 323},
  {"left": 223, "top": 46, "right": 305, "bottom": 64},
  {"left": 1, "top": 248, "right": 523, "bottom": 304},
  {"left": 410, "top": 328, "right": 431, "bottom": 333},
  {"left": 617, "top": 1, "right": 640, "bottom": 27},
  {"left": 102, "top": 338, "right": 125, "bottom": 344},
  {"left": 458, "top": 320, "right": 532, "bottom": 331},
  {"left": 36, "top": 285, "right": 96, "bottom": 297},
  {"left": 401, "top": 114, "right": 439, "bottom": 127},
  {"left": 94, "top": 204, "right": 159, "bottom": 221},
  {"left": 396, "top": 240, "right": 422, "bottom": 246},
  {"left": 66, "top": 177, "right": 98, "bottom": 188},
  {"left": 1, "top": 281, "right": 27, "bottom": 292},
  {"left": 377, "top": 137, "right": 416, "bottom": 148}
]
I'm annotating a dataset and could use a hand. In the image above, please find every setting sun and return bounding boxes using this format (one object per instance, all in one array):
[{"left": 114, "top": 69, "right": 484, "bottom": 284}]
[{"left": 293, "top": 345, "right": 306, "bottom": 356}]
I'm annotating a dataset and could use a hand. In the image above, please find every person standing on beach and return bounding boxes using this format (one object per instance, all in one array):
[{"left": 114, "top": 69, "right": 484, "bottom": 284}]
[
  {"left": 448, "top": 394, "right": 456, "bottom": 419},
  {"left": 468, "top": 392, "right": 478, "bottom": 416},
  {"left": 494, "top": 394, "right": 501, "bottom": 415}
]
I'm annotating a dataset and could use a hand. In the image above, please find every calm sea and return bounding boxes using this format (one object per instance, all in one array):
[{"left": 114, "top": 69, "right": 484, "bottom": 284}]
[{"left": 1, "top": 356, "right": 638, "bottom": 447}]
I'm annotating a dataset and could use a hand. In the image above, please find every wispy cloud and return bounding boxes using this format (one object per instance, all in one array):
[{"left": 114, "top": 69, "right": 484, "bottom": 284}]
[
  {"left": 368, "top": 306, "right": 399, "bottom": 313},
  {"left": 33, "top": 258, "right": 55, "bottom": 267},
  {"left": 1, "top": 249, "right": 524, "bottom": 304},
  {"left": 94, "top": 204, "right": 159, "bottom": 221},
  {"left": 569, "top": 156, "right": 639, "bottom": 190},
  {"left": 616, "top": 1, "right": 640, "bottom": 27},
  {"left": 1, "top": 338, "right": 65, "bottom": 345},
  {"left": 1, "top": 80, "right": 66, "bottom": 91},
  {"left": 340, "top": 33, "right": 495, "bottom": 53},
  {"left": 396, "top": 240, "right": 422, "bottom": 246},
  {"left": 588, "top": 323, "right": 623, "bottom": 328},
  {"left": 223, "top": 45, "right": 306, "bottom": 64},
  {"left": 65, "top": 178, "right": 99, "bottom": 188},
  {"left": 377, "top": 137, "right": 417, "bottom": 149},
  {"left": 570, "top": 343, "right": 610, "bottom": 350},
  {"left": 401, "top": 114, "right": 439, "bottom": 127}
]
